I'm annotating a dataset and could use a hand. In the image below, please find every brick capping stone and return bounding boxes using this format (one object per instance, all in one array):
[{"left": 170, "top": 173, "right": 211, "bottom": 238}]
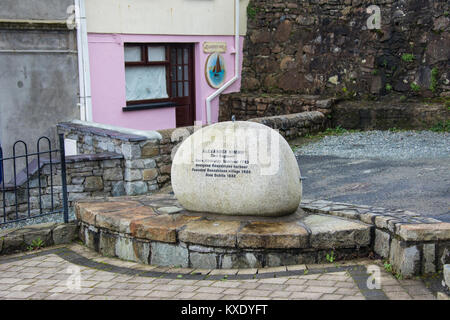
[
  {"left": 65, "top": 152, "right": 124, "bottom": 163},
  {"left": 219, "top": 93, "right": 334, "bottom": 122},
  {"left": 249, "top": 111, "right": 327, "bottom": 140},
  {"left": 57, "top": 122, "right": 151, "bottom": 142},
  {"left": 397, "top": 223, "right": 450, "bottom": 242},
  {"left": 72, "top": 192, "right": 450, "bottom": 277}
]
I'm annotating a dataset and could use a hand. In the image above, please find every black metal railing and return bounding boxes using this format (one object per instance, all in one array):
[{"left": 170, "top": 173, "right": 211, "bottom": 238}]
[{"left": 0, "top": 134, "right": 69, "bottom": 225}]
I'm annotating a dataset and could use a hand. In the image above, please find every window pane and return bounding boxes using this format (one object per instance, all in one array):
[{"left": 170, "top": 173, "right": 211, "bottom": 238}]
[
  {"left": 177, "top": 65, "right": 183, "bottom": 81},
  {"left": 125, "top": 66, "right": 168, "bottom": 101},
  {"left": 171, "top": 82, "right": 177, "bottom": 97},
  {"left": 177, "top": 49, "right": 182, "bottom": 64},
  {"left": 170, "top": 48, "right": 176, "bottom": 65},
  {"left": 184, "top": 65, "right": 188, "bottom": 81},
  {"left": 124, "top": 46, "right": 141, "bottom": 62},
  {"left": 148, "top": 46, "right": 166, "bottom": 62},
  {"left": 171, "top": 66, "right": 176, "bottom": 80},
  {"left": 183, "top": 48, "right": 188, "bottom": 64},
  {"left": 184, "top": 81, "right": 189, "bottom": 96},
  {"left": 178, "top": 82, "right": 183, "bottom": 97}
]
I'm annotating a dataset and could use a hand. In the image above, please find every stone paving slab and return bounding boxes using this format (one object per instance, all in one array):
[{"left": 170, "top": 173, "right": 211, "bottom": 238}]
[{"left": 0, "top": 244, "right": 442, "bottom": 300}]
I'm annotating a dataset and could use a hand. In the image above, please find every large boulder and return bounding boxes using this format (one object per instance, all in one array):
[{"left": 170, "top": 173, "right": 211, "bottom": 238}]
[{"left": 171, "top": 121, "right": 302, "bottom": 216}]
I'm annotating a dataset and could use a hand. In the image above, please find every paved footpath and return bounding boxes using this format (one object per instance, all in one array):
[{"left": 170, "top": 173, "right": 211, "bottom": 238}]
[{"left": 0, "top": 244, "right": 440, "bottom": 300}]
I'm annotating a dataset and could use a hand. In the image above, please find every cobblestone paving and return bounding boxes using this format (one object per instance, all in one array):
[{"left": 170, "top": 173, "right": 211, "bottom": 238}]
[{"left": 0, "top": 244, "right": 437, "bottom": 300}]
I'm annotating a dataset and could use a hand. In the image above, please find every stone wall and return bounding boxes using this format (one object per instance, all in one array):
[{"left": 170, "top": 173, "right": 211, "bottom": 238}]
[
  {"left": 0, "top": 222, "right": 78, "bottom": 255},
  {"left": 249, "top": 111, "right": 327, "bottom": 140},
  {"left": 302, "top": 199, "right": 450, "bottom": 277},
  {"left": 219, "top": 92, "right": 334, "bottom": 121},
  {"left": 57, "top": 115, "right": 326, "bottom": 196},
  {"left": 0, "top": 153, "right": 124, "bottom": 223},
  {"left": 241, "top": 0, "right": 449, "bottom": 98},
  {"left": 332, "top": 97, "right": 449, "bottom": 130},
  {"left": 57, "top": 122, "right": 186, "bottom": 195}
]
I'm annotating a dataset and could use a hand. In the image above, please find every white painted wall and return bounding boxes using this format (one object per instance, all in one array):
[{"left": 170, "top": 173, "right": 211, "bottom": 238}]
[{"left": 85, "top": 0, "right": 249, "bottom": 36}]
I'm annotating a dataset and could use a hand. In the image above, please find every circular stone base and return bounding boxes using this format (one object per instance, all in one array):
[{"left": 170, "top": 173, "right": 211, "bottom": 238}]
[{"left": 75, "top": 192, "right": 372, "bottom": 269}]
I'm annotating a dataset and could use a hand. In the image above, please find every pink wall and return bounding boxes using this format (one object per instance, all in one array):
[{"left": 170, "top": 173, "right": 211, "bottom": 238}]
[{"left": 88, "top": 33, "right": 244, "bottom": 131}]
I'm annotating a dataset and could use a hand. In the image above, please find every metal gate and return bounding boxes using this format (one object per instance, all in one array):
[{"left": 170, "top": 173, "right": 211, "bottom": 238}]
[{"left": 0, "top": 134, "right": 69, "bottom": 226}]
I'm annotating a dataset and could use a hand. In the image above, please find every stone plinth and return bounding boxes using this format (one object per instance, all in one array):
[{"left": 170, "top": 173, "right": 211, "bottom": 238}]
[
  {"left": 74, "top": 192, "right": 450, "bottom": 276},
  {"left": 75, "top": 192, "right": 372, "bottom": 269}
]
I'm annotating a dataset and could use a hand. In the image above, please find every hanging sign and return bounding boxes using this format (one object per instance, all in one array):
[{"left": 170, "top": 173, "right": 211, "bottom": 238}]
[
  {"left": 205, "top": 52, "right": 226, "bottom": 88},
  {"left": 203, "top": 42, "right": 227, "bottom": 53}
]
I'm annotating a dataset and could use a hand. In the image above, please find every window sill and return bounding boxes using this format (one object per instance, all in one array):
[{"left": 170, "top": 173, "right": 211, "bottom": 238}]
[{"left": 123, "top": 102, "right": 177, "bottom": 112}]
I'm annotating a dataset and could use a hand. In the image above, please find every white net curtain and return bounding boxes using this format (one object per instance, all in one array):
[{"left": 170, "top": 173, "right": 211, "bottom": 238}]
[{"left": 124, "top": 46, "right": 168, "bottom": 101}]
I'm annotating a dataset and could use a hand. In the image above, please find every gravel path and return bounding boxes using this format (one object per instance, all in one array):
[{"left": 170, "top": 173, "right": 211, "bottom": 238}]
[
  {"left": 295, "top": 130, "right": 450, "bottom": 222},
  {"left": 296, "top": 130, "right": 450, "bottom": 160}
]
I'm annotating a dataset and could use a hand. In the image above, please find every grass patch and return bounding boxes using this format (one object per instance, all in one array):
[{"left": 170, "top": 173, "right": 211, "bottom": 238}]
[
  {"left": 290, "top": 126, "right": 359, "bottom": 151},
  {"left": 326, "top": 251, "right": 336, "bottom": 263},
  {"left": 308, "top": 126, "right": 358, "bottom": 138}
]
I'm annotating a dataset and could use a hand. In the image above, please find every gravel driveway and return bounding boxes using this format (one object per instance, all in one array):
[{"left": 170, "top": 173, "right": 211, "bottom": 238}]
[{"left": 295, "top": 131, "right": 450, "bottom": 222}]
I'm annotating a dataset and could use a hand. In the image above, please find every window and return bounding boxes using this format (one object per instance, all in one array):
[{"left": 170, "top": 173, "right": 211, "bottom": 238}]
[
  {"left": 124, "top": 43, "right": 192, "bottom": 109},
  {"left": 124, "top": 44, "right": 170, "bottom": 105}
]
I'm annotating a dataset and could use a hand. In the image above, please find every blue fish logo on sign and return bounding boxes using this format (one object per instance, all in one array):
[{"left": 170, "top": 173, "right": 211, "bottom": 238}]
[{"left": 206, "top": 53, "right": 226, "bottom": 88}]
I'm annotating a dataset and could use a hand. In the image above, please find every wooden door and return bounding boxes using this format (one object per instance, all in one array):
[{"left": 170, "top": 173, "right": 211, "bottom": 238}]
[{"left": 169, "top": 44, "right": 195, "bottom": 127}]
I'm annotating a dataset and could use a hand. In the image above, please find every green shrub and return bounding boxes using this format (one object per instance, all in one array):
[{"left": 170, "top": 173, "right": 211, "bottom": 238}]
[
  {"left": 430, "top": 120, "right": 450, "bottom": 132},
  {"left": 430, "top": 67, "right": 438, "bottom": 93},
  {"left": 247, "top": 3, "right": 258, "bottom": 20},
  {"left": 401, "top": 53, "right": 414, "bottom": 62},
  {"left": 27, "top": 238, "right": 44, "bottom": 251},
  {"left": 410, "top": 82, "right": 420, "bottom": 92}
]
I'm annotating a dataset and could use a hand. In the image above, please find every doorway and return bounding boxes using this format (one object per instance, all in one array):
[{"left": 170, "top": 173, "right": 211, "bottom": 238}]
[{"left": 170, "top": 44, "right": 196, "bottom": 127}]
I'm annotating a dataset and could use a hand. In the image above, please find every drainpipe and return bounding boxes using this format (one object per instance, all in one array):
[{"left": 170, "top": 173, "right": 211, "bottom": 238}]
[
  {"left": 205, "top": 0, "right": 240, "bottom": 124},
  {"left": 75, "top": 0, "right": 93, "bottom": 121}
]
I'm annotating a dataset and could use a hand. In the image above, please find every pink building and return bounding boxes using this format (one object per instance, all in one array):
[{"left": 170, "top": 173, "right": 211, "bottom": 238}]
[{"left": 79, "top": 0, "right": 249, "bottom": 131}]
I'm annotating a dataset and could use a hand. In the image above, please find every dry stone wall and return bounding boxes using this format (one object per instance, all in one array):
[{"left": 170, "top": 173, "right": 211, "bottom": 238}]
[
  {"left": 57, "top": 122, "right": 190, "bottom": 195},
  {"left": 240, "top": 0, "right": 449, "bottom": 98},
  {"left": 249, "top": 111, "right": 327, "bottom": 140},
  {"left": 219, "top": 93, "right": 334, "bottom": 121}
]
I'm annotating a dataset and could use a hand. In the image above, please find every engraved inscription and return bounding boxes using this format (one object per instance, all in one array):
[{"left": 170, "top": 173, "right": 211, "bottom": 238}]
[{"left": 192, "top": 149, "right": 252, "bottom": 179}]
